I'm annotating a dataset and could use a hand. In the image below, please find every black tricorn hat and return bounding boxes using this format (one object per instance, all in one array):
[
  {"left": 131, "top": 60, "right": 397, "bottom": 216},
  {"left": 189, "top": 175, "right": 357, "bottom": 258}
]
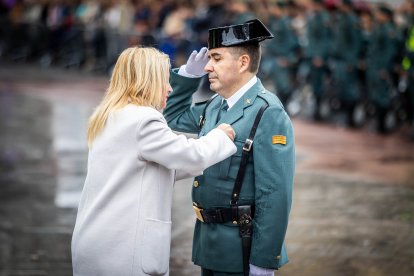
[
  {"left": 378, "top": 5, "right": 393, "bottom": 18},
  {"left": 208, "top": 19, "right": 274, "bottom": 49}
]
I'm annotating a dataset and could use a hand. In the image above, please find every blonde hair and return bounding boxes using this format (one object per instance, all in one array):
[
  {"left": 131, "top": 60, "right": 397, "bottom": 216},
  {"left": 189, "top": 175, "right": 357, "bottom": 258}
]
[{"left": 87, "top": 47, "right": 171, "bottom": 147}]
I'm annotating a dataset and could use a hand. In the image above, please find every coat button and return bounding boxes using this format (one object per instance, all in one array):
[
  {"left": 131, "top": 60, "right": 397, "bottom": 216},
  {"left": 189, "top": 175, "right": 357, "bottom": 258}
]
[
  {"left": 275, "top": 255, "right": 281, "bottom": 260},
  {"left": 193, "top": 181, "right": 199, "bottom": 188}
]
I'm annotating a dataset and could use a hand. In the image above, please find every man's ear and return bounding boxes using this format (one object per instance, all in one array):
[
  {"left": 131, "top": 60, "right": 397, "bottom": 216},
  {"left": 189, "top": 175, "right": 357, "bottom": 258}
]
[{"left": 239, "top": 54, "right": 250, "bottom": 73}]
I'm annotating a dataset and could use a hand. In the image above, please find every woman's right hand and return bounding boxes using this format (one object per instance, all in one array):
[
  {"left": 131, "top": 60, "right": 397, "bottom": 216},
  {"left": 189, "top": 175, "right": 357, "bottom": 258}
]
[{"left": 217, "top": 123, "right": 236, "bottom": 141}]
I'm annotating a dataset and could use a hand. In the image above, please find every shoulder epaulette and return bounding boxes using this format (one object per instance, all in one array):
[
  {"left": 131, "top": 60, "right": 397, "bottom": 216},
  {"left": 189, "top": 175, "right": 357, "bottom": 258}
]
[
  {"left": 257, "top": 93, "right": 271, "bottom": 105},
  {"left": 257, "top": 89, "right": 281, "bottom": 105},
  {"left": 257, "top": 89, "right": 285, "bottom": 110}
]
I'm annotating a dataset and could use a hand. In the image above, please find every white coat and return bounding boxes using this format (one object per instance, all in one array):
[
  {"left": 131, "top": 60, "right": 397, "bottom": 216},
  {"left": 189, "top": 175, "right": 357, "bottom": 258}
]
[{"left": 71, "top": 105, "right": 236, "bottom": 276}]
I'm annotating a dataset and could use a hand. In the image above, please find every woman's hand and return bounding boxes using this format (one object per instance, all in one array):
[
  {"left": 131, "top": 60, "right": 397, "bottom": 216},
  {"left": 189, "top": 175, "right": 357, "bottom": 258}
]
[{"left": 217, "top": 123, "right": 236, "bottom": 141}]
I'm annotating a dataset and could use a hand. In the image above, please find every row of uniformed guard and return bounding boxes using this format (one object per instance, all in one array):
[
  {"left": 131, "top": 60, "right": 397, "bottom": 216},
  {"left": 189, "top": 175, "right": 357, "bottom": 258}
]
[{"left": 257, "top": 0, "right": 414, "bottom": 136}]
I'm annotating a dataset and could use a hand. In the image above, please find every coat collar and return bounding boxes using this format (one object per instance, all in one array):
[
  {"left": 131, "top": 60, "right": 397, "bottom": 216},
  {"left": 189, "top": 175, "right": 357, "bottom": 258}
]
[{"left": 215, "top": 79, "right": 265, "bottom": 126}]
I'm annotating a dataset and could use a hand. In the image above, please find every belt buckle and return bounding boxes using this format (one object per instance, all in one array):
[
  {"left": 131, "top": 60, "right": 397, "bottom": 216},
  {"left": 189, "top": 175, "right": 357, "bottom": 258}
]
[{"left": 192, "top": 203, "right": 205, "bottom": 223}]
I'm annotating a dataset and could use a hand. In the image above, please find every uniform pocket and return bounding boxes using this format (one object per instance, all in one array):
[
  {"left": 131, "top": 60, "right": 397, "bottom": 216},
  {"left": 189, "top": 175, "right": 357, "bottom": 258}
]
[
  {"left": 141, "top": 218, "right": 172, "bottom": 275},
  {"left": 219, "top": 139, "right": 243, "bottom": 180}
]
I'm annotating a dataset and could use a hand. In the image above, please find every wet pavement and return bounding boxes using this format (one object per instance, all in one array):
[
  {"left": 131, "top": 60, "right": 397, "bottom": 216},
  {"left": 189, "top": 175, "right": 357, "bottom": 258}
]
[{"left": 0, "top": 64, "right": 413, "bottom": 276}]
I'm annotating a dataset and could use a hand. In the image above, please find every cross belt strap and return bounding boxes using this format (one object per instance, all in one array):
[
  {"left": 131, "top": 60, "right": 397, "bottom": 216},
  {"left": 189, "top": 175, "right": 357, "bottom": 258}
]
[
  {"left": 230, "top": 103, "right": 269, "bottom": 206},
  {"left": 231, "top": 102, "right": 269, "bottom": 276}
]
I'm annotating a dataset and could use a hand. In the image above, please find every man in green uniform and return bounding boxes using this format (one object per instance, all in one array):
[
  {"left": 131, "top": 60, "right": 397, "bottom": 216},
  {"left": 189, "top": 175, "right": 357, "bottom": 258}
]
[
  {"left": 330, "top": 0, "right": 362, "bottom": 127},
  {"left": 366, "top": 5, "right": 397, "bottom": 133},
  {"left": 164, "top": 19, "right": 295, "bottom": 276},
  {"left": 267, "top": 1, "right": 299, "bottom": 108},
  {"left": 305, "top": 0, "right": 332, "bottom": 120}
]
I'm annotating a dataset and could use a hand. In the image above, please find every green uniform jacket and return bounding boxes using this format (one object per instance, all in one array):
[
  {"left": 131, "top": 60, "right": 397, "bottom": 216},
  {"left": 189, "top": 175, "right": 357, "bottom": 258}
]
[
  {"left": 164, "top": 70, "right": 296, "bottom": 272},
  {"left": 331, "top": 12, "right": 361, "bottom": 64},
  {"left": 366, "top": 22, "right": 397, "bottom": 108},
  {"left": 331, "top": 12, "right": 362, "bottom": 102},
  {"left": 305, "top": 10, "right": 331, "bottom": 60},
  {"left": 267, "top": 15, "right": 298, "bottom": 63}
]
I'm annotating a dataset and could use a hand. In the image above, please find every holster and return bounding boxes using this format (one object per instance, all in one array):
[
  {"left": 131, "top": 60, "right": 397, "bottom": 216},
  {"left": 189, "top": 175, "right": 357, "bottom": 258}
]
[{"left": 237, "top": 205, "right": 253, "bottom": 276}]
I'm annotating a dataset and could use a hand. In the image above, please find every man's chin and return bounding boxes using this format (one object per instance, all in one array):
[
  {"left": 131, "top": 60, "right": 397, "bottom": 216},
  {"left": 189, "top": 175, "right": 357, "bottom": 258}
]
[{"left": 209, "top": 84, "right": 219, "bottom": 92}]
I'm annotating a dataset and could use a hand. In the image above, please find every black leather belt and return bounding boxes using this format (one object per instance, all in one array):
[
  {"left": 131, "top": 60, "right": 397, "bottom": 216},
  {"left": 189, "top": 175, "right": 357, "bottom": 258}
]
[{"left": 193, "top": 203, "right": 254, "bottom": 224}]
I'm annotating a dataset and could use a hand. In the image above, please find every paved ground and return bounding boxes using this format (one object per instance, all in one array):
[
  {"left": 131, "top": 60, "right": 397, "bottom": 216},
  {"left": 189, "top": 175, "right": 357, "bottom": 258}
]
[{"left": 0, "top": 64, "right": 413, "bottom": 276}]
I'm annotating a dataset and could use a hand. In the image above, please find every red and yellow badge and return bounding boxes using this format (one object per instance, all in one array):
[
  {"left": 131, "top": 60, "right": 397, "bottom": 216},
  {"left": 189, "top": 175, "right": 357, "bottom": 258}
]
[{"left": 272, "top": 135, "right": 287, "bottom": 145}]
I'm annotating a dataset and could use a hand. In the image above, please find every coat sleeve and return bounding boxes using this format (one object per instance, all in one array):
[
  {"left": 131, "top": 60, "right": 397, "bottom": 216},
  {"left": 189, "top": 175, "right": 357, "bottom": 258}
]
[
  {"left": 249, "top": 105, "right": 295, "bottom": 269},
  {"left": 163, "top": 69, "right": 205, "bottom": 134},
  {"left": 174, "top": 169, "right": 202, "bottom": 181},
  {"left": 136, "top": 110, "right": 236, "bottom": 176}
]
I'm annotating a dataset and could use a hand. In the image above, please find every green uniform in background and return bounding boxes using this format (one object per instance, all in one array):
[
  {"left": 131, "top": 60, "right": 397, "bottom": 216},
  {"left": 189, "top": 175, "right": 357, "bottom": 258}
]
[
  {"left": 330, "top": 7, "right": 362, "bottom": 126},
  {"left": 366, "top": 17, "right": 397, "bottom": 133},
  {"left": 305, "top": 5, "right": 332, "bottom": 119},
  {"left": 267, "top": 13, "right": 299, "bottom": 107}
]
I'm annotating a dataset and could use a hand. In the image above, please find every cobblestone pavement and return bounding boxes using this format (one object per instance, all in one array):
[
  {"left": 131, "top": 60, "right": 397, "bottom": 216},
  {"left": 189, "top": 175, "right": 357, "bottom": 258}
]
[{"left": 0, "top": 64, "right": 413, "bottom": 276}]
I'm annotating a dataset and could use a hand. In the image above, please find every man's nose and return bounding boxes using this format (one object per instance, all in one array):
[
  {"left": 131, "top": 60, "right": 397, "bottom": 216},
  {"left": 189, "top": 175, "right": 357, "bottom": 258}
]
[{"left": 204, "top": 60, "right": 213, "bottom": 72}]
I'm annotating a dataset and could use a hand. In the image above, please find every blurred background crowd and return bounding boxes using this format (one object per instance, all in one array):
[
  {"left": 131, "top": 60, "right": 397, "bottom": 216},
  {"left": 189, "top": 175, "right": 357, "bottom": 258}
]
[{"left": 1, "top": 0, "right": 414, "bottom": 137}]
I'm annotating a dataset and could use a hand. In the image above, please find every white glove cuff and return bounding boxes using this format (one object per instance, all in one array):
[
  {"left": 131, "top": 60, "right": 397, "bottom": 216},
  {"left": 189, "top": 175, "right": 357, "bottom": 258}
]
[
  {"left": 249, "top": 264, "right": 274, "bottom": 276},
  {"left": 178, "top": 65, "right": 201, "bottom": 78}
]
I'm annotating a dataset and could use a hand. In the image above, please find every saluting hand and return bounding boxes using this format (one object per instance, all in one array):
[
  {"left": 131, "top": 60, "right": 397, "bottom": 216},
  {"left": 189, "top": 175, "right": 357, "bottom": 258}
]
[
  {"left": 185, "top": 47, "right": 209, "bottom": 77},
  {"left": 217, "top": 123, "right": 236, "bottom": 141}
]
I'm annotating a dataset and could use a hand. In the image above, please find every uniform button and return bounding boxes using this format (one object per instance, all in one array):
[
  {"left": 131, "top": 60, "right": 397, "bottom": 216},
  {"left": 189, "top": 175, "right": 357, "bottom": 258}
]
[
  {"left": 275, "top": 255, "right": 281, "bottom": 260},
  {"left": 193, "top": 180, "right": 199, "bottom": 188}
]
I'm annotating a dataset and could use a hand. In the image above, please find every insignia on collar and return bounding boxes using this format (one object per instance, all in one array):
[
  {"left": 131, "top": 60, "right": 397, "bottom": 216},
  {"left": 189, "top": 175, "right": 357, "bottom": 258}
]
[
  {"left": 245, "top": 98, "right": 251, "bottom": 104},
  {"left": 272, "top": 135, "right": 286, "bottom": 145}
]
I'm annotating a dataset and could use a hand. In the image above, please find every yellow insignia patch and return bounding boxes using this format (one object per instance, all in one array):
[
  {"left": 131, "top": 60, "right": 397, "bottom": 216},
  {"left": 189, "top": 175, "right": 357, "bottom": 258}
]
[{"left": 272, "top": 135, "right": 286, "bottom": 145}]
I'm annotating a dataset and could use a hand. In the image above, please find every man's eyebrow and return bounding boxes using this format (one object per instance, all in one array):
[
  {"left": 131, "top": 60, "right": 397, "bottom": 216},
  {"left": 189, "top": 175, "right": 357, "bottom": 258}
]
[{"left": 209, "top": 53, "right": 222, "bottom": 59}]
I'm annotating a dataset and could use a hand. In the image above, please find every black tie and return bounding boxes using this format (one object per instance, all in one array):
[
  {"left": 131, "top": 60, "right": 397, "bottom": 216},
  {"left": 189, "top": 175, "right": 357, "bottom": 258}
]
[{"left": 217, "top": 100, "right": 228, "bottom": 123}]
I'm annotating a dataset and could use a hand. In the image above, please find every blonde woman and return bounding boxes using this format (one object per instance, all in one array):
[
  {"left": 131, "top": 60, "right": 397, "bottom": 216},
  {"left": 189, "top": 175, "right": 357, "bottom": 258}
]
[{"left": 71, "top": 47, "right": 236, "bottom": 276}]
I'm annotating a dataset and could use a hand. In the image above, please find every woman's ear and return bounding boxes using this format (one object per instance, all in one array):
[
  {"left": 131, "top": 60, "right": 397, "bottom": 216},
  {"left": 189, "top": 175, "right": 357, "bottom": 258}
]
[{"left": 239, "top": 54, "right": 250, "bottom": 73}]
